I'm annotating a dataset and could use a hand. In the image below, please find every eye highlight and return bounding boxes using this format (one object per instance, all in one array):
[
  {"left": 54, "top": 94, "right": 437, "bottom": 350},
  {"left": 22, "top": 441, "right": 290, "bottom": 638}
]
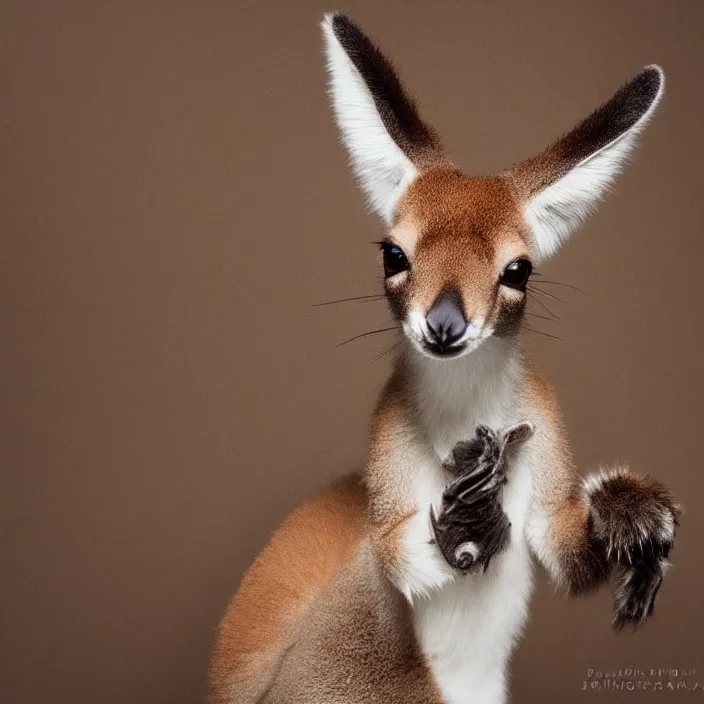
[
  {"left": 501, "top": 259, "right": 532, "bottom": 291},
  {"left": 379, "top": 241, "right": 409, "bottom": 278}
]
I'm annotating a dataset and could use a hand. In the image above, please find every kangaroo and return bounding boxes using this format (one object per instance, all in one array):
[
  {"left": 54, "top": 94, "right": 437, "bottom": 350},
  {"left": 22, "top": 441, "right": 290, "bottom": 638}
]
[{"left": 209, "top": 13, "right": 680, "bottom": 704}]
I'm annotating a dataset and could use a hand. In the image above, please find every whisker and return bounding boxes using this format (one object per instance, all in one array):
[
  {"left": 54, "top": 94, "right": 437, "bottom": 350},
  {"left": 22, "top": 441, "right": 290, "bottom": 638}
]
[
  {"left": 527, "top": 286, "right": 566, "bottom": 305},
  {"left": 531, "top": 280, "right": 588, "bottom": 295},
  {"left": 523, "top": 325, "right": 563, "bottom": 341},
  {"left": 337, "top": 326, "right": 400, "bottom": 347},
  {"left": 313, "top": 294, "right": 385, "bottom": 307},
  {"left": 373, "top": 339, "right": 403, "bottom": 363},
  {"left": 527, "top": 293, "right": 560, "bottom": 320},
  {"left": 526, "top": 311, "right": 559, "bottom": 323}
]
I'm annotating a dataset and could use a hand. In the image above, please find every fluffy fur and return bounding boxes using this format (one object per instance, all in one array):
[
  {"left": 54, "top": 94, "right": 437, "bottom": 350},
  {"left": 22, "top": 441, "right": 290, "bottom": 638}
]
[
  {"left": 321, "top": 13, "right": 444, "bottom": 223},
  {"left": 513, "top": 66, "right": 665, "bottom": 260},
  {"left": 208, "top": 15, "right": 678, "bottom": 704}
]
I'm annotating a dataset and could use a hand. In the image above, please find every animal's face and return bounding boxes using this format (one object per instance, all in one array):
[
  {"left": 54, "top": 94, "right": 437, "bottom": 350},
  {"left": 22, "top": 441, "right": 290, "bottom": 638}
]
[
  {"left": 322, "top": 13, "right": 664, "bottom": 361},
  {"left": 383, "top": 170, "right": 531, "bottom": 359}
]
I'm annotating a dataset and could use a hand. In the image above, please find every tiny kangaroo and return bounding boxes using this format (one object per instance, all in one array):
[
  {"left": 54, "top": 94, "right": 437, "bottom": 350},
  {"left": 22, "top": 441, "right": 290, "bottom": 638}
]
[{"left": 209, "top": 14, "right": 680, "bottom": 704}]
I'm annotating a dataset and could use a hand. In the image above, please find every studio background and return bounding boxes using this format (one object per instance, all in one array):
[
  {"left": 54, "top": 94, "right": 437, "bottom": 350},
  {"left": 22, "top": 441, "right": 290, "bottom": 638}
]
[{"left": 2, "top": 1, "right": 703, "bottom": 702}]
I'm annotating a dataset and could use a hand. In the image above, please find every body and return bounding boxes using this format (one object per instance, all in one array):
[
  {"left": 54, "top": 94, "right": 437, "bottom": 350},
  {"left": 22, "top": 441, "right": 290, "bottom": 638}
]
[
  {"left": 211, "top": 341, "right": 545, "bottom": 703},
  {"left": 391, "top": 341, "right": 537, "bottom": 703},
  {"left": 210, "top": 14, "right": 679, "bottom": 704}
]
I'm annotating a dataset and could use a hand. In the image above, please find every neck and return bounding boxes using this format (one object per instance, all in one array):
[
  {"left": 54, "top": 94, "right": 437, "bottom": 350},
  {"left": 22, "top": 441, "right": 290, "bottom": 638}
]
[{"left": 395, "top": 336, "right": 524, "bottom": 455}]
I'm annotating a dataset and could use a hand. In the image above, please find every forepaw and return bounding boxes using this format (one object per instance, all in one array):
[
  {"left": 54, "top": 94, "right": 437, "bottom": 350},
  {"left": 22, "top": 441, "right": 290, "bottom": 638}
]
[
  {"left": 613, "top": 557, "right": 668, "bottom": 631},
  {"left": 585, "top": 468, "right": 681, "bottom": 629}
]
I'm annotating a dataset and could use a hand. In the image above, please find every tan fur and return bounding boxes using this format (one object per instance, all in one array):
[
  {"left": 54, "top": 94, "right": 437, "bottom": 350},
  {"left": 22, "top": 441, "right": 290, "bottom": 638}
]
[
  {"left": 521, "top": 357, "right": 577, "bottom": 506},
  {"left": 398, "top": 168, "right": 522, "bottom": 236},
  {"left": 209, "top": 475, "right": 371, "bottom": 702},
  {"left": 550, "top": 498, "right": 592, "bottom": 554},
  {"left": 209, "top": 348, "right": 658, "bottom": 700},
  {"left": 521, "top": 360, "right": 589, "bottom": 540},
  {"left": 390, "top": 168, "right": 530, "bottom": 325},
  {"left": 364, "top": 366, "right": 439, "bottom": 581},
  {"left": 209, "top": 189, "right": 650, "bottom": 700},
  {"left": 209, "top": 347, "right": 600, "bottom": 701},
  {"left": 261, "top": 540, "right": 443, "bottom": 703},
  {"left": 209, "top": 17, "right": 670, "bottom": 701},
  {"left": 210, "top": 472, "right": 445, "bottom": 703}
]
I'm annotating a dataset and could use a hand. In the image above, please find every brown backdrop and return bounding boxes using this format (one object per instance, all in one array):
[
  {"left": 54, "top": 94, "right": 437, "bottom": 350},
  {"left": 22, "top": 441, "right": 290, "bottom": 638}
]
[{"left": 2, "top": 1, "right": 703, "bottom": 702}]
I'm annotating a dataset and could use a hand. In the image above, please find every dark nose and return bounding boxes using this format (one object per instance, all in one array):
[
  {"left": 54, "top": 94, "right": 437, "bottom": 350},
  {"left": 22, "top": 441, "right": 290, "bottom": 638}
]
[{"left": 426, "top": 290, "right": 467, "bottom": 349}]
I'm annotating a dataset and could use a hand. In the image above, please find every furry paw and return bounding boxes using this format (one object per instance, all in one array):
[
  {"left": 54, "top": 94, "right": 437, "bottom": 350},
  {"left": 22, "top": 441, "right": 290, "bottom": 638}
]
[
  {"left": 585, "top": 468, "right": 680, "bottom": 629},
  {"left": 612, "top": 557, "right": 668, "bottom": 631},
  {"left": 430, "top": 422, "right": 533, "bottom": 573}
]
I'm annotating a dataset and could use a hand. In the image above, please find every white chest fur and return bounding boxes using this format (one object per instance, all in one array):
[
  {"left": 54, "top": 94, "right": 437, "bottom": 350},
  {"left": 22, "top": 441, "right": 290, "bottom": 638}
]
[
  {"left": 408, "top": 342, "right": 535, "bottom": 704},
  {"left": 413, "top": 457, "right": 534, "bottom": 704}
]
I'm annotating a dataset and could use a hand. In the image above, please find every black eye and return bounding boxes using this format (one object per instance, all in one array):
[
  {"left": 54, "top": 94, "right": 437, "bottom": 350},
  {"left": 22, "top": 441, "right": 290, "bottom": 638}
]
[
  {"left": 501, "top": 259, "right": 532, "bottom": 290},
  {"left": 380, "top": 242, "right": 409, "bottom": 278}
]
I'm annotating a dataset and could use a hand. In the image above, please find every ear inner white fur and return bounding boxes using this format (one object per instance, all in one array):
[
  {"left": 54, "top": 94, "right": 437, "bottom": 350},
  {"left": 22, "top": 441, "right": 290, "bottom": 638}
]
[
  {"left": 514, "top": 66, "right": 665, "bottom": 261},
  {"left": 321, "top": 13, "right": 443, "bottom": 224}
]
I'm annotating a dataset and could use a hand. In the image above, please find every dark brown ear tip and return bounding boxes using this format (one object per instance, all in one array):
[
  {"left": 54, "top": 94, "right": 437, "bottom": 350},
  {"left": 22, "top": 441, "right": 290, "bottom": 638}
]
[
  {"left": 326, "top": 13, "right": 382, "bottom": 63},
  {"left": 321, "top": 12, "right": 347, "bottom": 35},
  {"left": 643, "top": 64, "right": 665, "bottom": 81},
  {"left": 629, "top": 64, "right": 665, "bottom": 104},
  {"left": 603, "top": 64, "right": 665, "bottom": 127},
  {"left": 328, "top": 12, "right": 359, "bottom": 39},
  {"left": 643, "top": 64, "right": 664, "bottom": 85}
]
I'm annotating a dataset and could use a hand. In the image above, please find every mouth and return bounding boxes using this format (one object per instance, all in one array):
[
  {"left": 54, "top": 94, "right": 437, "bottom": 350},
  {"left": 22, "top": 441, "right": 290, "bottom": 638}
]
[{"left": 420, "top": 338, "right": 469, "bottom": 359}]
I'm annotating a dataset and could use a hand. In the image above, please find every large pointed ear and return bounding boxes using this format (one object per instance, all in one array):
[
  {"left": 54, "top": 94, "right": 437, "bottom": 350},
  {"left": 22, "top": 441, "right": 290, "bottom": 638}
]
[
  {"left": 321, "top": 13, "right": 445, "bottom": 224},
  {"left": 510, "top": 66, "right": 665, "bottom": 261}
]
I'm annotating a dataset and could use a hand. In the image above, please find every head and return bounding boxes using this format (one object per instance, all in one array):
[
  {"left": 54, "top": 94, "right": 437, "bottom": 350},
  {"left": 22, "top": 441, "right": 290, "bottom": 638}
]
[{"left": 322, "top": 13, "right": 664, "bottom": 360}]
